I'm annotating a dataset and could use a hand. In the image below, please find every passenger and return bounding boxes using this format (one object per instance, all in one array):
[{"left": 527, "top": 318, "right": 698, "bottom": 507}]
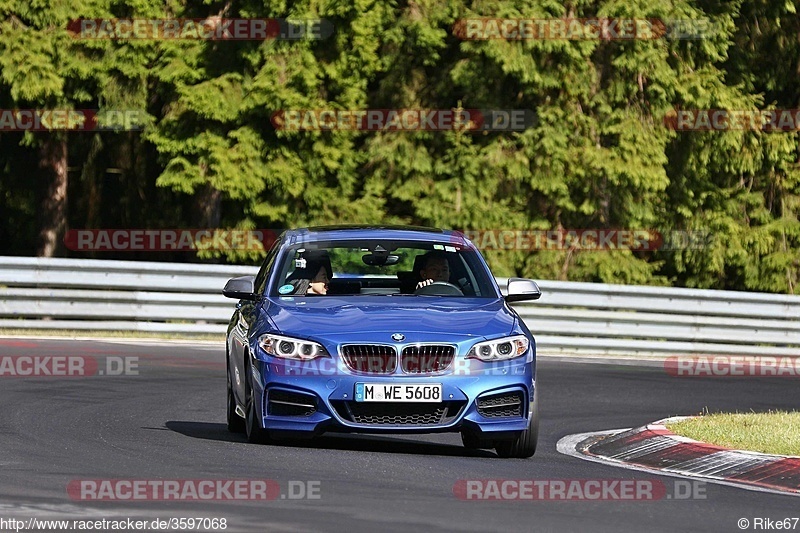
[
  {"left": 416, "top": 251, "right": 451, "bottom": 289},
  {"left": 287, "top": 252, "right": 332, "bottom": 295}
]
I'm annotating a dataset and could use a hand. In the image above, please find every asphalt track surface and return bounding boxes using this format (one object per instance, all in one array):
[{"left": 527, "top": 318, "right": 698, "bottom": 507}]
[{"left": 1, "top": 337, "right": 798, "bottom": 533}]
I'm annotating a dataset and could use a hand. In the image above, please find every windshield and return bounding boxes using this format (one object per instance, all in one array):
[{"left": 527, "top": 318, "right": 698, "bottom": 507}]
[{"left": 269, "top": 239, "right": 497, "bottom": 297}]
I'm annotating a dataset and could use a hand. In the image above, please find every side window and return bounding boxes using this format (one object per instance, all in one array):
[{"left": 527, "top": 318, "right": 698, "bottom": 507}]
[{"left": 254, "top": 240, "right": 281, "bottom": 295}]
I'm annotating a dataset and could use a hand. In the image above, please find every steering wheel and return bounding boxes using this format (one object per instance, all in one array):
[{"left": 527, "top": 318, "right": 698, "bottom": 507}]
[{"left": 414, "top": 281, "right": 464, "bottom": 296}]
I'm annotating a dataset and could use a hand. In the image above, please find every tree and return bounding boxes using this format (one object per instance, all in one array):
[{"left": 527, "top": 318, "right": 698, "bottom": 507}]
[
  {"left": 0, "top": 0, "right": 797, "bottom": 293},
  {"left": 0, "top": 0, "right": 156, "bottom": 256}
]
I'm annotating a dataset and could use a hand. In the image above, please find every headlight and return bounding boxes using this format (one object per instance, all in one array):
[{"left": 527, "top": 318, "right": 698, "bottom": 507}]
[
  {"left": 467, "top": 335, "right": 529, "bottom": 362},
  {"left": 258, "top": 334, "right": 329, "bottom": 361}
]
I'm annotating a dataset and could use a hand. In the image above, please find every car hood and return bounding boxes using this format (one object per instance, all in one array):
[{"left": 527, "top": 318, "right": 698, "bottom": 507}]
[{"left": 263, "top": 296, "right": 516, "bottom": 342}]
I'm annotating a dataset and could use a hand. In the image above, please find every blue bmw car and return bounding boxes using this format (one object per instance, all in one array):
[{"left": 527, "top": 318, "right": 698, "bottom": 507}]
[{"left": 222, "top": 226, "right": 542, "bottom": 457}]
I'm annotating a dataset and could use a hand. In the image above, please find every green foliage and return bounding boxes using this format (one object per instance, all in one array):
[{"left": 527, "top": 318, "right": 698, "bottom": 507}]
[{"left": 0, "top": 0, "right": 798, "bottom": 293}]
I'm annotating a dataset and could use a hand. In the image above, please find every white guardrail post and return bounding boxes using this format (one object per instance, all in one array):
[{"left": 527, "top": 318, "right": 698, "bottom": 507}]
[{"left": 1, "top": 257, "right": 799, "bottom": 356}]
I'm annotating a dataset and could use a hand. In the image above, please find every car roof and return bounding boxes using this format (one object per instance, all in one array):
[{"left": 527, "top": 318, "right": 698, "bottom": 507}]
[{"left": 283, "top": 225, "right": 471, "bottom": 246}]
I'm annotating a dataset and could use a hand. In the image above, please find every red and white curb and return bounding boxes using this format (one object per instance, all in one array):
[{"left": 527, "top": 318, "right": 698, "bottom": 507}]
[{"left": 557, "top": 417, "right": 800, "bottom": 497}]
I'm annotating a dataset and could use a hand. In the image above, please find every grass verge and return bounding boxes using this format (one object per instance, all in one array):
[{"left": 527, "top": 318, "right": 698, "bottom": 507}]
[{"left": 666, "top": 410, "right": 800, "bottom": 456}]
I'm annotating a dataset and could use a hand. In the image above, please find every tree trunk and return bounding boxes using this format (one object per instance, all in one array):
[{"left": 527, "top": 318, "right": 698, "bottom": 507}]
[
  {"left": 36, "top": 134, "right": 68, "bottom": 257},
  {"left": 196, "top": 183, "right": 222, "bottom": 228}
]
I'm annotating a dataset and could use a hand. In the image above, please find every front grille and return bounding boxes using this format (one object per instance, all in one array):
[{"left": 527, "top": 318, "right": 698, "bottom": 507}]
[
  {"left": 401, "top": 345, "right": 455, "bottom": 373},
  {"left": 341, "top": 345, "right": 397, "bottom": 374},
  {"left": 267, "top": 390, "right": 317, "bottom": 417},
  {"left": 477, "top": 391, "right": 525, "bottom": 418},
  {"left": 332, "top": 400, "right": 467, "bottom": 426}
]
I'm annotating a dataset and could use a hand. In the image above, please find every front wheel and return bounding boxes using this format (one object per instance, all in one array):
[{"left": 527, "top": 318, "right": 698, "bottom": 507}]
[
  {"left": 227, "top": 361, "right": 245, "bottom": 433},
  {"left": 495, "top": 386, "right": 539, "bottom": 458},
  {"left": 244, "top": 361, "right": 271, "bottom": 444}
]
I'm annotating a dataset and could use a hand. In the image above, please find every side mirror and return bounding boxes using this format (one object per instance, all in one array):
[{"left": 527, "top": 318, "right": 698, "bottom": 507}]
[
  {"left": 223, "top": 275, "right": 258, "bottom": 300},
  {"left": 505, "top": 278, "right": 541, "bottom": 302}
]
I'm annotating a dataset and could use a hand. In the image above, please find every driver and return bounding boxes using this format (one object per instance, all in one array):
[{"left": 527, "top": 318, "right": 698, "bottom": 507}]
[
  {"left": 286, "top": 250, "right": 332, "bottom": 295},
  {"left": 416, "top": 251, "right": 450, "bottom": 289}
]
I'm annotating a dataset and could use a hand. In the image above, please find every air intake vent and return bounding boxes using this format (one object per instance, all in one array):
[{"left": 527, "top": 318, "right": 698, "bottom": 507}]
[
  {"left": 476, "top": 391, "right": 524, "bottom": 418},
  {"left": 267, "top": 390, "right": 317, "bottom": 417},
  {"left": 332, "top": 400, "right": 467, "bottom": 426}
]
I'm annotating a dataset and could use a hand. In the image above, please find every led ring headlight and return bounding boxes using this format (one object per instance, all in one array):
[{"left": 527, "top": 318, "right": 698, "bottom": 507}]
[
  {"left": 259, "top": 334, "right": 330, "bottom": 361},
  {"left": 467, "top": 335, "right": 529, "bottom": 362}
]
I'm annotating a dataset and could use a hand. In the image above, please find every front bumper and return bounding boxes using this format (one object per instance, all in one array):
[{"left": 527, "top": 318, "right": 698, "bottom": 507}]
[{"left": 248, "top": 353, "right": 535, "bottom": 437}]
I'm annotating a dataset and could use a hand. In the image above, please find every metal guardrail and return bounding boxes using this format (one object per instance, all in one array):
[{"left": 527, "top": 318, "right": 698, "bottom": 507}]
[
  {"left": 1, "top": 256, "right": 799, "bottom": 356},
  {"left": 525, "top": 280, "right": 800, "bottom": 356},
  {"left": 0, "top": 257, "right": 251, "bottom": 334}
]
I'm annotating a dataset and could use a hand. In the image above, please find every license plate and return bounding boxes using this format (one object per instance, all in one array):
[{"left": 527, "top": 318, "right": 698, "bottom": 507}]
[{"left": 355, "top": 383, "right": 442, "bottom": 402}]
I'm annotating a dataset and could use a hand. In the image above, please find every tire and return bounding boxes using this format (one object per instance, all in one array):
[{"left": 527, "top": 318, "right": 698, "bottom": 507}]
[
  {"left": 226, "top": 359, "right": 246, "bottom": 434},
  {"left": 244, "top": 358, "right": 271, "bottom": 444},
  {"left": 495, "top": 386, "right": 539, "bottom": 459},
  {"left": 461, "top": 431, "right": 482, "bottom": 450}
]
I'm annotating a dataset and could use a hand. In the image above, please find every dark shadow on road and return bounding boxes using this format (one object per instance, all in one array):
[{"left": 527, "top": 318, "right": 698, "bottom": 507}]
[
  {"left": 164, "top": 421, "right": 497, "bottom": 458},
  {"left": 162, "top": 421, "right": 248, "bottom": 443}
]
